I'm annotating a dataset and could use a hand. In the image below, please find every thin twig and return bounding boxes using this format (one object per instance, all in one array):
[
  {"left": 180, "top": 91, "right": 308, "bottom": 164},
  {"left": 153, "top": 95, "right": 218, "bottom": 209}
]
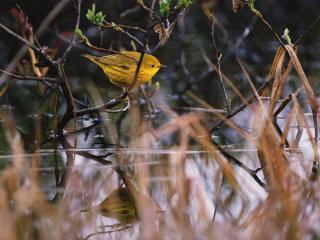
[
  {"left": 84, "top": 226, "right": 132, "bottom": 240},
  {"left": 0, "top": 69, "right": 56, "bottom": 82},
  {"left": 0, "top": 0, "right": 72, "bottom": 85},
  {"left": 127, "top": 34, "right": 150, "bottom": 92},
  {"left": 60, "top": 0, "right": 82, "bottom": 62},
  {"left": 102, "top": 22, "right": 146, "bottom": 33},
  {"left": 58, "top": 91, "right": 129, "bottom": 131},
  {"left": 210, "top": 14, "right": 231, "bottom": 112},
  {"left": 213, "top": 141, "right": 266, "bottom": 188},
  {"left": 251, "top": 9, "right": 285, "bottom": 47},
  {"left": 0, "top": 22, "right": 54, "bottom": 66},
  {"left": 294, "top": 14, "right": 320, "bottom": 46},
  {"left": 210, "top": 80, "right": 272, "bottom": 133}
]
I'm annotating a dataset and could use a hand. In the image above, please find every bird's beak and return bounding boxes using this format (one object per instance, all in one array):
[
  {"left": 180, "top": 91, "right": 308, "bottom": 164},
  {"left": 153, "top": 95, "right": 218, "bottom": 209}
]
[{"left": 160, "top": 64, "right": 167, "bottom": 68}]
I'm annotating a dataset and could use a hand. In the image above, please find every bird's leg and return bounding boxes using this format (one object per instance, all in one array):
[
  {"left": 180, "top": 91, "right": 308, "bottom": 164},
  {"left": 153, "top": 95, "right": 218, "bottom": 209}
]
[
  {"left": 121, "top": 87, "right": 131, "bottom": 110},
  {"left": 125, "top": 95, "right": 131, "bottom": 110}
]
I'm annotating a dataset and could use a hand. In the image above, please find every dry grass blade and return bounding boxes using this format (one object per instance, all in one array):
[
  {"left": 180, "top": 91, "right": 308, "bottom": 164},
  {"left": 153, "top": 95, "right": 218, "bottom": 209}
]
[
  {"left": 284, "top": 45, "right": 317, "bottom": 110},
  {"left": 0, "top": 109, "right": 58, "bottom": 239},
  {"left": 185, "top": 91, "right": 252, "bottom": 140},
  {"left": 236, "top": 57, "right": 266, "bottom": 114},
  {"left": 268, "top": 47, "right": 286, "bottom": 114},
  {"left": 189, "top": 118, "right": 238, "bottom": 189},
  {"left": 291, "top": 93, "right": 319, "bottom": 179},
  {"left": 261, "top": 47, "right": 286, "bottom": 97},
  {"left": 210, "top": 47, "right": 292, "bottom": 134},
  {"left": 284, "top": 44, "right": 318, "bottom": 147},
  {"left": 236, "top": 57, "right": 293, "bottom": 188},
  {"left": 280, "top": 107, "right": 294, "bottom": 147},
  {"left": 292, "top": 96, "right": 305, "bottom": 147}
]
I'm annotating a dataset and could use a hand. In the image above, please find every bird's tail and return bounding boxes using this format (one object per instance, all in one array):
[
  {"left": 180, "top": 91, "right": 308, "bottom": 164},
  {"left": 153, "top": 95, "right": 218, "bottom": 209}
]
[{"left": 82, "top": 54, "right": 106, "bottom": 70}]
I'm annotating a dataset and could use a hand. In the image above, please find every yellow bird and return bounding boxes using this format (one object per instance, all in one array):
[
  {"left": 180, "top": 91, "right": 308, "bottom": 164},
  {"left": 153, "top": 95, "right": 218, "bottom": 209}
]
[{"left": 83, "top": 51, "right": 163, "bottom": 89}]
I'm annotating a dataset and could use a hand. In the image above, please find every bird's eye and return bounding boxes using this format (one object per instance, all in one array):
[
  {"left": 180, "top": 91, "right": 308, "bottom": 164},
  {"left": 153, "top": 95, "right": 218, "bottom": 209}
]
[{"left": 151, "top": 64, "right": 155, "bottom": 68}]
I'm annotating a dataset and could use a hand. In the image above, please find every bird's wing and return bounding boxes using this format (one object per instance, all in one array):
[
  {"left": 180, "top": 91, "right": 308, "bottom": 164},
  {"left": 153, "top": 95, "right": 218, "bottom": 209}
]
[{"left": 98, "top": 53, "right": 137, "bottom": 70}]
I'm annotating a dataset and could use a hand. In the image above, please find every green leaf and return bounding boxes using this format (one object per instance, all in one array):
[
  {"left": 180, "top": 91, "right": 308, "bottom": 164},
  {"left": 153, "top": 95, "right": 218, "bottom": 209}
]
[
  {"left": 75, "top": 27, "right": 89, "bottom": 42},
  {"left": 75, "top": 26, "right": 83, "bottom": 39},
  {"left": 159, "top": 0, "right": 172, "bottom": 17},
  {"left": 86, "top": 4, "right": 96, "bottom": 22},
  {"left": 86, "top": 4, "right": 106, "bottom": 27},
  {"left": 282, "top": 28, "right": 292, "bottom": 45}
]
